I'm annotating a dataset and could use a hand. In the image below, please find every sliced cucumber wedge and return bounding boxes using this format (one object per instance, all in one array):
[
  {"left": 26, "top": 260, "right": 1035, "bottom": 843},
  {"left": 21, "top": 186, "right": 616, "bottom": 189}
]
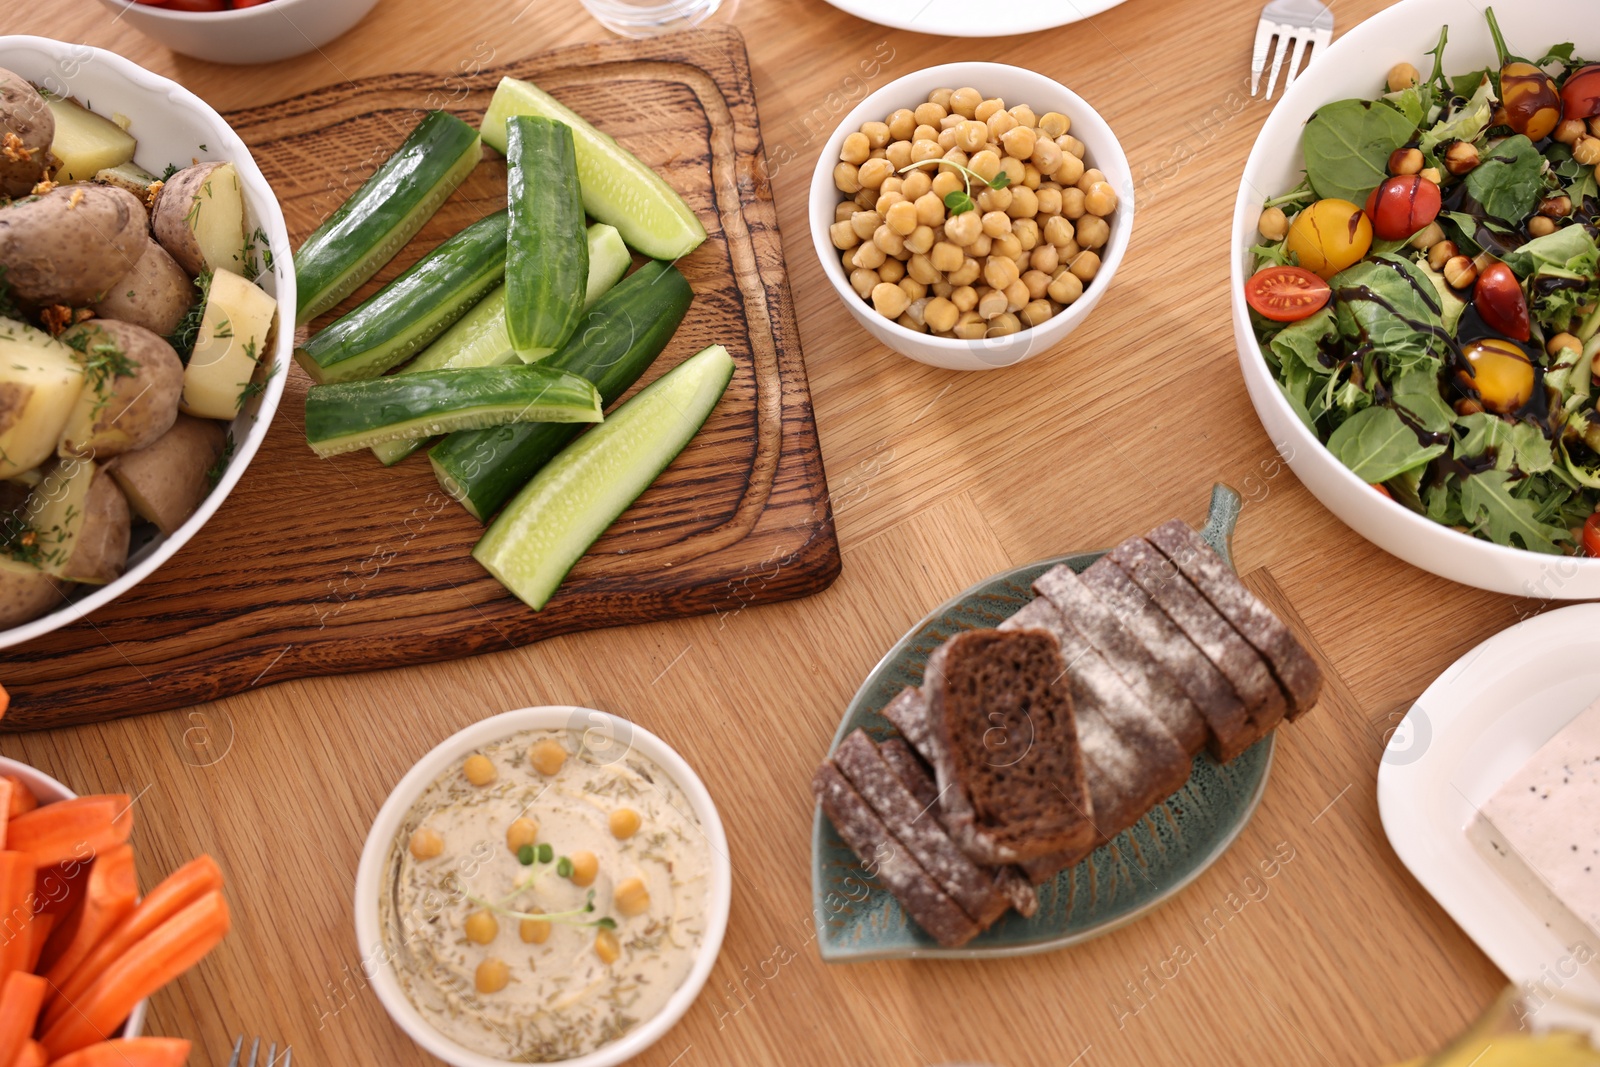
[
  {"left": 295, "top": 111, "right": 482, "bottom": 325},
  {"left": 506, "top": 117, "right": 588, "bottom": 359},
  {"left": 472, "top": 344, "right": 734, "bottom": 609},
  {"left": 304, "top": 367, "right": 601, "bottom": 458},
  {"left": 481, "top": 76, "right": 706, "bottom": 262},
  {"left": 296, "top": 208, "right": 508, "bottom": 385}
]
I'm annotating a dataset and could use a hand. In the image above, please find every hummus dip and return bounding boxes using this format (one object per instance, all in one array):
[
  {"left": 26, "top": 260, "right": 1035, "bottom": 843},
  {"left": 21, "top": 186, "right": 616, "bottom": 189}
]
[{"left": 380, "top": 728, "right": 711, "bottom": 1061}]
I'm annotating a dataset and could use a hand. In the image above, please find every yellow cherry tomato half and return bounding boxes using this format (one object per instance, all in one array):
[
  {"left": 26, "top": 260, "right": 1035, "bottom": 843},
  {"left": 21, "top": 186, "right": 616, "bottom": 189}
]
[
  {"left": 1284, "top": 199, "right": 1373, "bottom": 280},
  {"left": 1456, "top": 338, "right": 1535, "bottom": 415}
]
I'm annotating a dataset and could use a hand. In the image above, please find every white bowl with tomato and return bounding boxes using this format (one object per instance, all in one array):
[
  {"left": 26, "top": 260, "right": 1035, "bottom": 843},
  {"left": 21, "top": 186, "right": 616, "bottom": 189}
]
[
  {"left": 98, "top": 0, "right": 381, "bottom": 65},
  {"left": 1232, "top": 0, "right": 1600, "bottom": 597}
]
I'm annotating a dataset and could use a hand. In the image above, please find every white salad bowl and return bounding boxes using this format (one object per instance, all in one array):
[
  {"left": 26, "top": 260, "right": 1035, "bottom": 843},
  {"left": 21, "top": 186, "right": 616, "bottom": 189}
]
[
  {"left": 810, "top": 61, "right": 1134, "bottom": 372},
  {"left": 1231, "top": 0, "right": 1600, "bottom": 599},
  {"left": 0, "top": 756, "right": 146, "bottom": 1038},
  {"left": 96, "top": 0, "right": 382, "bottom": 66},
  {"left": 354, "top": 706, "right": 733, "bottom": 1067},
  {"left": 0, "top": 37, "right": 293, "bottom": 650}
]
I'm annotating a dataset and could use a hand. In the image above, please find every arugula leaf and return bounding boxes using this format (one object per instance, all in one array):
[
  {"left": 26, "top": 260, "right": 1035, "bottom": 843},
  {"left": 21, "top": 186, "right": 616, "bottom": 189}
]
[
  {"left": 1532, "top": 42, "right": 1577, "bottom": 68},
  {"left": 1463, "top": 135, "right": 1545, "bottom": 223},
  {"left": 1459, "top": 468, "right": 1572, "bottom": 552},
  {"left": 1326, "top": 404, "right": 1447, "bottom": 483},
  {"left": 1455, "top": 412, "right": 1555, "bottom": 473},
  {"left": 1330, "top": 255, "right": 1447, "bottom": 373},
  {"left": 1302, "top": 99, "right": 1418, "bottom": 203},
  {"left": 1250, "top": 240, "right": 1297, "bottom": 269},
  {"left": 1425, "top": 475, "right": 1466, "bottom": 525},
  {"left": 1391, "top": 368, "right": 1455, "bottom": 435}
]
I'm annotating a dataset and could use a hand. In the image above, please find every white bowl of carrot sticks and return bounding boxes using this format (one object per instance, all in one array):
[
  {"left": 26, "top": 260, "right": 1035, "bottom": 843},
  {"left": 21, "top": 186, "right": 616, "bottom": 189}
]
[{"left": 0, "top": 755, "right": 230, "bottom": 1066}]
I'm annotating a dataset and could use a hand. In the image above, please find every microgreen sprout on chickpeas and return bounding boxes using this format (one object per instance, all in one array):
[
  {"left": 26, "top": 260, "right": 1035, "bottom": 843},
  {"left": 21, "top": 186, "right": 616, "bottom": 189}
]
[{"left": 830, "top": 86, "right": 1118, "bottom": 338}]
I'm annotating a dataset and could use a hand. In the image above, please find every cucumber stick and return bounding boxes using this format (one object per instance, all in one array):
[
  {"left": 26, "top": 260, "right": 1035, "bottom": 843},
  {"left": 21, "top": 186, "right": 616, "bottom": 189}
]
[
  {"left": 296, "top": 209, "right": 508, "bottom": 385},
  {"left": 506, "top": 117, "right": 587, "bottom": 359},
  {"left": 294, "top": 111, "right": 481, "bottom": 324},
  {"left": 473, "top": 344, "right": 734, "bottom": 609},
  {"left": 304, "top": 367, "right": 601, "bottom": 458},
  {"left": 369, "top": 224, "right": 631, "bottom": 466},
  {"left": 429, "top": 259, "right": 694, "bottom": 520},
  {"left": 482, "top": 76, "right": 706, "bottom": 261}
]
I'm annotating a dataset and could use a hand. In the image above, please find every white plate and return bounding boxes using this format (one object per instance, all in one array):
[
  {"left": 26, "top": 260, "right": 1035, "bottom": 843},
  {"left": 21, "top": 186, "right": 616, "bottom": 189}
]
[
  {"left": 1377, "top": 604, "right": 1600, "bottom": 999},
  {"left": 816, "top": 0, "right": 1130, "bottom": 37}
]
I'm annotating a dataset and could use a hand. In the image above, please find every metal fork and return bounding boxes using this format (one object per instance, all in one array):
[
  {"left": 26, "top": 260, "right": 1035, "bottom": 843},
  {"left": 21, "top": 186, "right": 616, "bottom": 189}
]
[
  {"left": 1251, "top": 0, "right": 1334, "bottom": 100},
  {"left": 228, "top": 1036, "right": 291, "bottom": 1067}
]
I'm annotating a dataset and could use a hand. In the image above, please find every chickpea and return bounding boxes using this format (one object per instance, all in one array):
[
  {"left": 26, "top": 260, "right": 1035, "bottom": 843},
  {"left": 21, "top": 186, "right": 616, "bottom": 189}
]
[
  {"left": 1528, "top": 216, "right": 1557, "bottom": 237},
  {"left": 506, "top": 817, "right": 539, "bottom": 853},
  {"left": 1068, "top": 250, "right": 1101, "bottom": 282},
  {"left": 968, "top": 150, "right": 1002, "bottom": 183},
  {"left": 1059, "top": 134, "right": 1086, "bottom": 159},
  {"left": 1453, "top": 397, "right": 1485, "bottom": 417},
  {"left": 876, "top": 281, "right": 915, "bottom": 319},
  {"left": 1443, "top": 254, "right": 1477, "bottom": 289},
  {"left": 1420, "top": 165, "right": 1443, "bottom": 184},
  {"left": 476, "top": 958, "right": 510, "bottom": 994},
  {"left": 885, "top": 140, "right": 914, "bottom": 170},
  {"left": 914, "top": 102, "right": 948, "bottom": 128},
  {"left": 828, "top": 220, "right": 859, "bottom": 251},
  {"left": 595, "top": 928, "right": 621, "bottom": 965},
  {"left": 1542, "top": 194, "right": 1575, "bottom": 218},
  {"left": 984, "top": 256, "right": 1021, "bottom": 291},
  {"left": 858, "top": 158, "right": 895, "bottom": 190},
  {"left": 902, "top": 297, "right": 929, "bottom": 328},
  {"left": 833, "top": 162, "right": 862, "bottom": 194},
  {"left": 974, "top": 97, "right": 1005, "bottom": 122},
  {"left": 1257, "top": 206, "right": 1289, "bottom": 241},
  {"left": 913, "top": 123, "right": 940, "bottom": 143},
  {"left": 992, "top": 232, "right": 1023, "bottom": 262},
  {"left": 1576, "top": 136, "right": 1600, "bottom": 167},
  {"left": 1555, "top": 118, "right": 1587, "bottom": 145},
  {"left": 948, "top": 257, "right": 982, "bottom": 286},
  {"left": 977, "top": 186, "right": 1013, "bottom": 214},
  {"left": 950, "top": 285, "right": 978, "bottom": 312},
  {"left": 614, "top": 876, "right": 652, "bottom": 918},
  {"left": 887, "top": 108, "right": 915, "bottom": 140},
  {"left": 905, "top": 224, "right": 937, "bottom": 254},
  {"left": 923, "top": 296, "right": 959, "bottom": 332},
  {"left": 840, "top": 132, "right": 870, "bottom": 165},
  {"left": 898, "top": 276, "right": 925, "bottom": 302},
  {"left": 1021, "top": 268, "right": 1052, "bottom": 300},
  {"left": 942, "top": 147, "right": 969, "bottom": 171},
  {"left": 849, "top": 268, "right": 878, "bottom": 299},
  {"left": 1591, "top": 117, "right": 1600, "bottom": 136},
  {"left": 914, "top": 191, "right": 946, "bottom": 227},
  {"left": 1408, "top": 221, "right": 1445, "bottom": 250},
  {"left": 907, "top": 252, "right": 941, "bottom": 285},
  {"left": 1061, "top": 187, "right": 1086, "bottom": 220},
  {"left": 1002, "top": 279, "right": 1030, "bottom": 311},
  {"left": 854, "top": 186, "right": 877, "bottom": 209},
  {"left": 1021, "top": 163, "right": 1042, "bottom": 190},
  {"left": 1443, "top": 141, "right": 1479, "bottom": 175},
  {"left": 1081, "top": 185, "right": 1116, "bottom": 222},
  {"left": 1039, "top": 112, "right": 1071, "bottom": 138},
  {"left": 862, "top": 120, "right": 891, "bottom": 149},
  {"left": 834, "top": 201, "right": 854, "bottom": 224},
  {"left": 1019, "top": 298, "right": 1054, "bottom": 327},
  {"left": 953, "top": 310, "right": 988, "bottom": 339},
  {"left": 878, "top": 257, "right": 906, "bottom": 284},
  {"left": 944, "top": 211, "right": 982, "bottom": 247},
  {"left": 1013, "top": 218, "right": 1041, "bottom": 251},
  {"left": 1000, "top": 126, "right": 1037, "bottom": 161},
  {"left": 463, "top": 755, "right": 497, "bottom": 787},
  {"left": 1044, "top": 215, "right": 1076, "bottom": 247},
  {"left": 956, "top": 120, "right": 989, "bottom": 153},
  {"left": 1075, "top": 214, "right": 1110, "bottom": 250},
  {"left": 1547, "top": 332, "right": 1583, "bottom": 357},
  {"left": 936, "top": 127, "right": 959, "bottom": 152},
  {"left": 1007, "top": 186, "right": 1040, "bottom": 219},
  {"left": 1076, "top": 167, "right": 1106, "bottom": 193},
  {"left": 978, "top": 210, "right": 1011, "bottom": 239},
  {"left": 1048, "top": 270, "right": 1084, "bottom": 305},
  {"left": 998, "top": 156, "right": 1027, "bottom": 186},
  {"left": 1054, "top": 153, "right": 1085, "bottom": 188},
  {"left": 1035, "top": 186, "right": 1063, "bottom": 216},
  {"left": 930, "top": 280, "right": 954, "bottom": 298},
  {"left": 873, "top": 224, "right": 906, "bottom": 257},
  {"left": 987, "top": 110, "right": 1018, "bottom": 139},
  {"left": 910, "top": 139, "right": 944, "bottom": 164},
  {"left": 528, "top": 738, "right": 567, "bottom": 777},
  {"left": 928, "top": 87, "right": 954, "bottom": 109},
  {"left": 564, "top": 849, "right": 599, "bottom": 887},
  {"left": 882, "top": 200, "right": 917, "bottom": 238},
  {"left": 950, "top": 87, "right": 982, "bottom": 118},
  {"left": 988, "top": 312, "right": 1022, "bottom": 336},
  {"left": 465, "top": 909, "right": 499, "bottom": 945},
  {"left": 875, "top": 190, "right": 904, "bottom": 214},
  {"left": 930, "top": 241, "right": 965, "bottom": 273},
  {"left": 852, "top": 240, "right": 887, "bottom": 270},
  {"left": 977, "top": 288, "right": 1009, "bottom": 320},
  {"left": 1030, "top": 244, "right": 1060, "bottom": 275},
  {"left": 1031, "top": 137, "right": 1064, "bottom": 177},
  {"left": 409, "top": 827, "right": 444, "bottom": 860},
  {"left": 967, "top": 234, "right": 993, "bottom": 258},
  {"left": 1008, "top": 104, "right": 1037, "bottom": 128},
  {"left": 1388, "top": 147, "right": 1424, "bottom": 176},
  {"left": 1427, "top": 239, "right": 1458, "bottom": 272},
  {"left": 520, "top": 914, "right": 552, "bottom": 944},
  {"left": 902, "top": 170, "right": 933, "bottom": 200},
  {"left": 931, "top": 170, "right": 963, "bottom": 199},
  {"left": 1387, "top": 61, "right": 1420, "bottom": 92},
  {"left": 896, "top": 311, "right": 926, "bottom": 333}
]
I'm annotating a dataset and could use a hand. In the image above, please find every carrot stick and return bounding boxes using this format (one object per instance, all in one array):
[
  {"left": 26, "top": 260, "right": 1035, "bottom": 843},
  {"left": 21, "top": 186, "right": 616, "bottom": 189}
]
[
  {"left": 12, "top": 1040, "right": 46, "bottom": 1067},
  {"left": 25, "top": 912, "right": 54, "bottom": 973},
  {"left": 3, "top": 779, "right": 38, "bottom": 820},
  {"left": 39, "top": 845, "right": 135, "bottom": 984},
  {"left": 0, "top": 851, "right": 37, "bottom": 984},
  {"left": 5, "top": 798, "right": 132, "bottom": 869},
  {"left": 0, "top": 971, "right": 47, "bottom": 1066},
  {"left": 0, "top": 684, "right": 9, "bottom": 722},
  {"left": 40, "top": 892, "right": 229, "bottom": 1058},
  {"left": 45, "top": 856, "right": 221, "bottom": 1023},
  {"left": 45, "top": 1039, "right": 191, "bottom": 1067},
  {"left": 0, "top": 779, "right": 12, "bottom": 852}
]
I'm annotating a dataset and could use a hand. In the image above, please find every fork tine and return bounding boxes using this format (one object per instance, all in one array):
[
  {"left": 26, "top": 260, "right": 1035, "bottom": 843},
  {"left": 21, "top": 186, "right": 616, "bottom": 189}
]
[
  {"left": 1250, "top": 20, "right": 1278, "bottom": 97},
  {"left": 248, "top": 1037, "right": 260, "bottom": 1067},
  {"left": 1264, "top": 27, "right": 1293, "bottom": 100},
  {"left": 1281, "top": 34, "right": 1309, "bottom": 96},
  {"left": 267, "top": 1044, "right": 277, "bottom": 1066},
  {"left": 283, "top": 1049, "right": 292, "bottom": 1067},
  {"left": 228, "top": 1037, "right": 244, "bottom": 1067}
]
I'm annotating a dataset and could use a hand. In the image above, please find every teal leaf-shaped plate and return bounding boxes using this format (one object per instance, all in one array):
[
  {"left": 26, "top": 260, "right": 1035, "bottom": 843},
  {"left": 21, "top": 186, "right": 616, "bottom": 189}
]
[{"left": 812, "top": 484, "right": 1274, "bottom": 961}]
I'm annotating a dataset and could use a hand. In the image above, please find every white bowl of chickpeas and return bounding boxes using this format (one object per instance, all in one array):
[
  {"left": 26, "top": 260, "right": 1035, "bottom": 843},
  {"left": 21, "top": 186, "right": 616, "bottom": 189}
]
[
  {"left": 354, "top": 706, "right": 731, "bottom": 1067},
  {"left": 810, "top": 62, "right": 1133, "bottom": 371}
]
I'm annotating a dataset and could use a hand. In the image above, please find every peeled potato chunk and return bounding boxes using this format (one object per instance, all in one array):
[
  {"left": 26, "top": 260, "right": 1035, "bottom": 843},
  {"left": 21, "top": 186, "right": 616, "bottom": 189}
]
[
  {"left": 0, "top": 318, "right": 85, "bottom": 480},
  {"left": 42, "top": 92, "right": 137, "bottom": 182},
  {"left": 181, "top": 268, "right": 275, "bottom": 420}
]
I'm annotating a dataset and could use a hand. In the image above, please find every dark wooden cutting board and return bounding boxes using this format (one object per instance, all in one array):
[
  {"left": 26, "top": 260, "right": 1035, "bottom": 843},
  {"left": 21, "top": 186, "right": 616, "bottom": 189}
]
[{"left": 0, "top": 27, "right": 839, "bottom": 731}]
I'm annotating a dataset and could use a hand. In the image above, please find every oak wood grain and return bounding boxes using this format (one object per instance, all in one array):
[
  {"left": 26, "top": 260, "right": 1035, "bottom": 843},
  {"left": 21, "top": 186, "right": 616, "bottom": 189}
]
[{"left": 0, "top": 0, "right": 1520, "bottom": 1064}]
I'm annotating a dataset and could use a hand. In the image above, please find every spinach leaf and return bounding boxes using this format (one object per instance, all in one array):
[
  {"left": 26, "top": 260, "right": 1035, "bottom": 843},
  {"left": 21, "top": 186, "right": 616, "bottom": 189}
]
[
  {"left": 1326, "top": 404, "right": 1447, "bottom": 483},
  {"left": 1302, "top": 99, "right": 1417, "bottom": 203},
  {"left": 1268, "top": 305, "right": 1338, "bottom": 377},
  {"left": 1391, "top": 368, "right": 1455, "bottom": 435},
  {"left": 1459, "top": 469, "right": 1572, "bottom": 552},
  {"left": 1464, "top": 135, "right": 1546, "bottom": 223},
  {"left": 1330, "top": 255, "right": 1447, "bottom": 373},
  {"left": 1455, "top": 412, "right": 1555, "bottom": 473},
  {"left": 1449, "top": 68, "right": 1494, "bottom": 101},
  {"left": 1415, "top": 259, "right": 1466, "bottom": 332}
]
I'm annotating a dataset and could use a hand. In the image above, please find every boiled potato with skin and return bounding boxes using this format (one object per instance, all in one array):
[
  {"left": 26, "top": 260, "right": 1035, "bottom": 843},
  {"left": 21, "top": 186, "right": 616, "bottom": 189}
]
[
  {"left": 151, "top": 161, "right": 245, "bottom": 276},
  {"left": 93, "top": 239, "right": 195, "bottom": 338},
  {"left": 182, "top": 268, "right": 274, "bottom": 420},
  {"left": 56, "top": 320, "right": 183, "bottom": 459},
  {"left": 20, "top": 455, "right": 126, "bottom": 581},
  {"left": 41, "top": 92, "right": 136, "bottom": 183},
  {"left": 0, "top": 558, "right": 63, "bottom": 628},
  {"left": 0, "top": 318, "right": 85, "bottom": 479},
  {"left": 94, "top": 160, "right": 160, "bottom": 201},
  {"left": 60, "top": 466, "right": 130, "bottom": 584},
  {"left": 0, "top": 69, "right": 55, "bottom": 198},
  {"left": 0, "top": 185, "right": 147, "bottom": 306},
  {"left": 109, "top": 415, "right": 226, "bottom": 534}
]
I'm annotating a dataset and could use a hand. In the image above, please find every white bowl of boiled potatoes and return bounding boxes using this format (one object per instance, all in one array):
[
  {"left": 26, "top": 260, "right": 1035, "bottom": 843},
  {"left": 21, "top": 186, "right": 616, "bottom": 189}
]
[{"left": 808, "top": 62, "right": 1134, "bottom": 371}]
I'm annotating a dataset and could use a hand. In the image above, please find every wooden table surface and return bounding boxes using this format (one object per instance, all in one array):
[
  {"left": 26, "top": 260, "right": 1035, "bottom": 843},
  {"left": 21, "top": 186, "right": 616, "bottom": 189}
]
[{"left": 1, "top": 0, "right": 1527, "bottom": 1063}]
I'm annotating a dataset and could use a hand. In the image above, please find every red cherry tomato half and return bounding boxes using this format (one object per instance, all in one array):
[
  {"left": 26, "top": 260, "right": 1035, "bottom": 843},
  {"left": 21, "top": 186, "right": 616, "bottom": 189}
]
[
  {"left": 1562, "top": 63, "right": 1600, "bottom": 122},
  {"left": 1474, "top": 262, "right": 1531, "bottom": 342},
  {"left": 1245, "top": 265, "right": 1331, "bottom": 323},
  {"left": 1363, "top": 175, "right": 1443, "bottom": 242},
  {"left": 1584, "top": 513, "right": 1600, "bottom": 558},
  {"left": 1373, "top": 483, "right": 1394, "bottom": 500}
]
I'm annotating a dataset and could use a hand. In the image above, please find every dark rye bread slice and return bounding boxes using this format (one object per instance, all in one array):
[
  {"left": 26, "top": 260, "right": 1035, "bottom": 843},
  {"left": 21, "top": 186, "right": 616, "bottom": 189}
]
[
  {"left": 1033, "top": 564, "right": 1209, "bottom": 755},
  {"left": 877, "top": 736, "right": 1040, "bottom": 917},
  {"left": 811, "top": 762, "right": 980, "bottom": 948},
  {"left": 1079, "top": 556, "right": 1256, "bottom": 761},
  {"left": 832, "top": 729, "right": 1011, "bottom": 927},
  {"left": 923, "top": 628, "right": 1096, "bottom": 864},
  {"left": 1145, "top": 520, "right": 1323, "bottom": 719},
  {"left": 1107, "top": 537, "right": 1287, "bottom": 741},
  {"left": 1002, "top": 598, "right": 1192, "bottom": 842}
]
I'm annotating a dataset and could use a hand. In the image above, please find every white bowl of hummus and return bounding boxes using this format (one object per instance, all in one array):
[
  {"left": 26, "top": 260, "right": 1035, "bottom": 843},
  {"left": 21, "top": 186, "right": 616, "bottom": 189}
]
[{"left": 354, "top": 706, "right": 732, "bottom": 1066}]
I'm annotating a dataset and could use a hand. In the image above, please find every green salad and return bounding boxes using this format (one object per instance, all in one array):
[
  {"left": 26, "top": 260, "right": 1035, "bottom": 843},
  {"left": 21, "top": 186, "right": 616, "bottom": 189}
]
[{"left": 1248, "top": 9, "right": 1600, "bottom": 555}]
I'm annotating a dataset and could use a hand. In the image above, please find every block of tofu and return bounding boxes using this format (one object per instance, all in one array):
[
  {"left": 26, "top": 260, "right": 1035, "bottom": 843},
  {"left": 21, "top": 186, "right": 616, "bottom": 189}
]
[{"left": 1467, "top": 698, "right": 1600, "bottom": 947}]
